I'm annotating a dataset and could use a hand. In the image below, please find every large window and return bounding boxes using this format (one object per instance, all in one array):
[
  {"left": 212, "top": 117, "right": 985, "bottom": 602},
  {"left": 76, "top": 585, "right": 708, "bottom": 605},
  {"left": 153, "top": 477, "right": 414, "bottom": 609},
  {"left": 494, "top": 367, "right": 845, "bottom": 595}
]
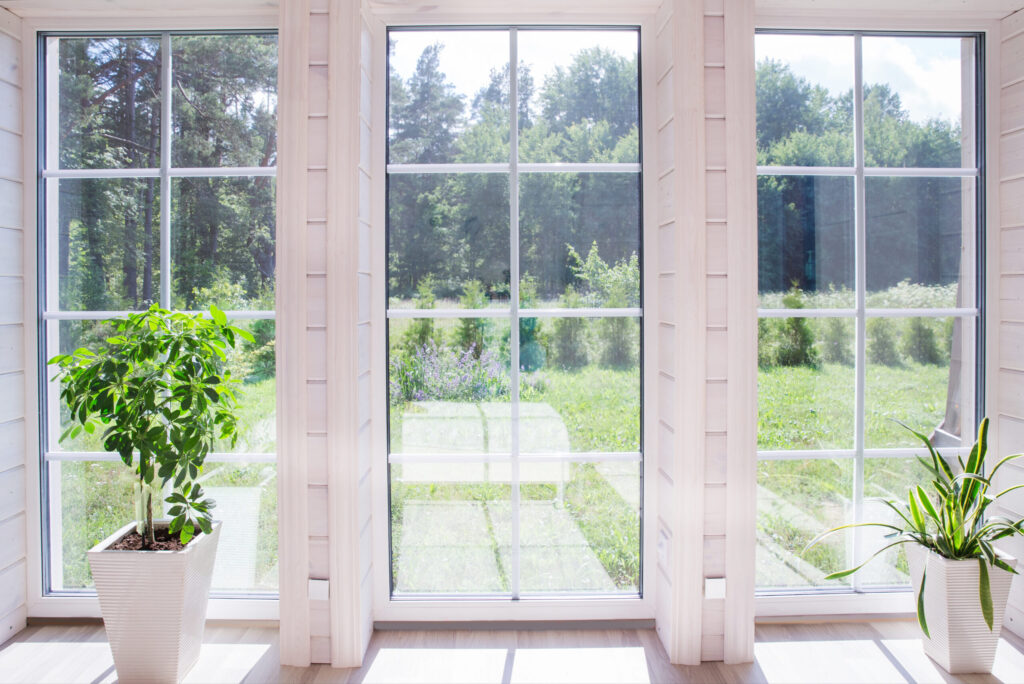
[
  {"left": 39, "top": 32, "right": 278, "bottom": 595},
  {"left": 386, "top": 28, "right": 642, "bottom": 597},
  {"left": 755, "top": 32, "right": 982, "bottom": 592}
]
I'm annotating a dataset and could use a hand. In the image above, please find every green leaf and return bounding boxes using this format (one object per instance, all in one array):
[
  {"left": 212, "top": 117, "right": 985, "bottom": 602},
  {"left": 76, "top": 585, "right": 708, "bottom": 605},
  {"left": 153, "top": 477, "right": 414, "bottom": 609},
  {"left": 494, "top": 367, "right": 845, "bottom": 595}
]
[
  {"left": 980, "top": 559, "right": 994, "bottom": 630},
  {"left": 917, "top": 568, "right": 930, "bottom": 638},
  {"left": 210, "top": 305, "right": 227, "bottom": 327},
  {"left": 179, "top": 520, "right": 194, "bottom": 545}
]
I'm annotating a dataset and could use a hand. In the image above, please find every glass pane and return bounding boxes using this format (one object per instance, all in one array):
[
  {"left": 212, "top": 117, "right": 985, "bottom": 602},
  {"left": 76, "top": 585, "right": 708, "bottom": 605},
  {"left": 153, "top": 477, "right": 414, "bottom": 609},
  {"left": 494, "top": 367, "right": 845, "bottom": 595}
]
[
  {"left": 518, "top": 30, "right": 639, "bottom": 164},
  {"left": 758, "top": 317, "right": 855, "bottom": 450},
  {"left": 866, "top": 177, "right": 971, "bottom": 308},
  {"left": 55, "top": 178, "right": 161, "bottom": 311},
  {"left": 755, "top": 34, "right": 854, "bottom": 167},
  {"left": 202, "top": 462, "right": 278, "bottom": 592},
  {"left": 757, "top": 458, "right": 853, "bottom": 589},
  {"left": 519, "top": 317, "right": 640, "bottom": 453},
  {"left": 516, "top": 460, "right": 640, "bottom": 593},
  {"left": 219, "top": 319, "right": 276, "bottom": 454},
  {"left": 172, "top": 34, "right": 278, "bottom": 168},
  {"left": 57, "top": 37, "right": 162, "bottom": 170},
  {"left": 388, "top": 174, "right": 509, "bottom": 310},
  {"left": 519, "top": 173, "right": 640, "bottom": 308},
  {"left": 52, "top": 460, "right": 137, "bottom": 589},
  {"left": 861, "top": 457, "right": 935, "bottom": 588},
  {"left": 172, "top": 177, "right": 276, "bottom": 309},
  {"left": 388, "top": 318, "right": 511, "bottom": 455},
  {"left": 388, "top": 30, "right": 510, "bottom": 164},
  {"left": 758, "top": 176, "right": 854, "bottom": 308},
  {"left": 390, "top": 462, "right": 512, "bottom": 594},
  {"left": 865, "top": 317, "right": 967, "bottom": 449},
  {"left": 863, "top": 36, "right": 974, "bottom": 168},
  {"left": 49, "top": 320, "right": 120, "bottom": 453}
]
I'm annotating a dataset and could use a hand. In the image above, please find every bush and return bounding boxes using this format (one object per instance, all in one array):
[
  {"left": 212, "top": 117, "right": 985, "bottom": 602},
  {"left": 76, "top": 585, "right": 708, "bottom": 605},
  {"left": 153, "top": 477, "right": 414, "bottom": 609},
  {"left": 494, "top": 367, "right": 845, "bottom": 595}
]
[
  {"left": 774, "top": 286, "right": 818, "bottom": 368},
  {"left": 518, "top": 274, "right": 546, "bottom": 371},
  {"left": 867, "top": 318, "right": 901, "bottom": 366},
  {"left": 389, "top": 342, "right": 509, "bottom": 405},
  {"left": 402, "top": 277, "right": 438, "bottom": 353},
  {"left": 455, "top": 280, "right": 489, "bottom": 357},
  {"left": 552, "top": 286, "right": 590, "bottom": 369},
  {"left": 758, "top": 318, "right": 776, "bottom": 368},
  {"left": 903, "top": 317, "right": 941, "bottom": 365},
  {"left": 821, "top": 317, "right": 853, "bottom": 365}
]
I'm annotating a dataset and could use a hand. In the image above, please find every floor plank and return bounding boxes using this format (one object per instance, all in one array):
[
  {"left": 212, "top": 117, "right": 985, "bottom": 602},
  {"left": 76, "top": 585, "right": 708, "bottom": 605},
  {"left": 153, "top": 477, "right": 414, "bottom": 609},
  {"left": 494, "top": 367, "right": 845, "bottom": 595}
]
[{"left": 1, "top": 620, "right": 1023, "bottom": 683}]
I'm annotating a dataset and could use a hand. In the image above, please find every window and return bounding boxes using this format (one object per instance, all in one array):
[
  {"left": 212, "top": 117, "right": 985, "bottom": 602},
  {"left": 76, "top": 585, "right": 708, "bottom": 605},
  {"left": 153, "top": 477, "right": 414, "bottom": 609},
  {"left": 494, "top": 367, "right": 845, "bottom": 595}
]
[
  {"left": 385, "top": 27, "right": 642, "bottom": 597},
  {"left": 39, "top": 32, "right": 278, "bottom": 595},
  {"left": 754, "top": 32, "right": 982, "bottom": 593}
]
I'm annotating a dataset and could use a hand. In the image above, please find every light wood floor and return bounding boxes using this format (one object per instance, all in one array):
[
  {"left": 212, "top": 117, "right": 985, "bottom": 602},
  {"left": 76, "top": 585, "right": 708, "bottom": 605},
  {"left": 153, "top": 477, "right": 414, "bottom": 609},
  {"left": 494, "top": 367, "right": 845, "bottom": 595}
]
[{"left": 2, "top": 619, "right": 1024, "bottom": 683}]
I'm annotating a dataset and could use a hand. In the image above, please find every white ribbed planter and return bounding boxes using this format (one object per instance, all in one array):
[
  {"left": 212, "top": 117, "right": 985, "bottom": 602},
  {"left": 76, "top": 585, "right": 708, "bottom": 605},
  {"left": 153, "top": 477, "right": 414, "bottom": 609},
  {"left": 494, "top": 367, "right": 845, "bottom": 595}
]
[
  {"left": 907, "top": 545, "right": 1016, "bottom": 674},
  {"left": 88, "top": 521, "right": 221, "bottom": 683}
]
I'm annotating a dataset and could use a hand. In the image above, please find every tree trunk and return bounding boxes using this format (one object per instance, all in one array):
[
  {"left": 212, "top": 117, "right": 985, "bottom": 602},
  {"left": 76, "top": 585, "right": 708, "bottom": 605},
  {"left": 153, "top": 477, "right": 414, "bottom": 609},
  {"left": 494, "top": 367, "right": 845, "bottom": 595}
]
[{"left": 121, "top": 45, "right": 139, "bottom": 308}]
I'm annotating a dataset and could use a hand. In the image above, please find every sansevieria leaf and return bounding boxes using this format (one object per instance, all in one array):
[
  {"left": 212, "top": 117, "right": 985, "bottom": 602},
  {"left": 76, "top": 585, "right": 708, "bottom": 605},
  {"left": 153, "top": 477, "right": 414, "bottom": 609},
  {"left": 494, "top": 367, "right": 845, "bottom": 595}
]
[{"left": 980, "top": 558, "right": 994, "bottom": 630}]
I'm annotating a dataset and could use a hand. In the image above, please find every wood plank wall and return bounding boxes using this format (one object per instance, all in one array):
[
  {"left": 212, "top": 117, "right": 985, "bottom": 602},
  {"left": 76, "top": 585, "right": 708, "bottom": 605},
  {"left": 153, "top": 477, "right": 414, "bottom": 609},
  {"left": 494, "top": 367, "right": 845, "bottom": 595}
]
[
  {"left": 278, "top": 0, "right": 376, "bottom": 666},
  {"left": 653, "top": 0, "right": 756, "bottom": 665},
  {"left": 996, "top": 7, "right": 1024, "bottom": 640},
  {"left": 0, "top": 6, "right": 25, "bottom": 649}
]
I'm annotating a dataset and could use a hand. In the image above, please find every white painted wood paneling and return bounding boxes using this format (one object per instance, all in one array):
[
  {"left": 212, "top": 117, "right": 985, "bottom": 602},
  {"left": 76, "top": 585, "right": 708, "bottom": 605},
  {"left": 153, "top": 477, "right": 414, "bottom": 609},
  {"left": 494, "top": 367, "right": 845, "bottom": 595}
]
[
  {"left": 1001, "top": 9, "right": 1024, "bottom": 640},
  {"left": 0, "top": 561, "right": 26, "bottom": 624},
  {"left": 0, "top": 512, "right": 25, "bottom": 571},
  {"left": 0, "top": 466, "right": 25, "bottom": 523}
]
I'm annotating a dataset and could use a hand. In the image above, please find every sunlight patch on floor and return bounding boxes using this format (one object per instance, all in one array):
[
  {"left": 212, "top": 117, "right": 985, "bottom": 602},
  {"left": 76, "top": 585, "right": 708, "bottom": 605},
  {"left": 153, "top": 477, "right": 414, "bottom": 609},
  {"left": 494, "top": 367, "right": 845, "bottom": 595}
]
[{"left": 754, "top": 640, "right": 907, "bottom": 683}]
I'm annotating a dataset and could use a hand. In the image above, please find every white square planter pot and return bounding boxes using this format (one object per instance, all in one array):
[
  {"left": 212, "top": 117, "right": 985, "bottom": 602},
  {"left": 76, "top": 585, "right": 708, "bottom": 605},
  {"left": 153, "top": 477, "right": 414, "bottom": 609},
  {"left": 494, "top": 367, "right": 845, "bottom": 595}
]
[
  {"left": 88, "top": 521, "right": 221, "bottom": 683},
  {"left": 907, "top": 545, "right": 1016, "bottom": 674}
]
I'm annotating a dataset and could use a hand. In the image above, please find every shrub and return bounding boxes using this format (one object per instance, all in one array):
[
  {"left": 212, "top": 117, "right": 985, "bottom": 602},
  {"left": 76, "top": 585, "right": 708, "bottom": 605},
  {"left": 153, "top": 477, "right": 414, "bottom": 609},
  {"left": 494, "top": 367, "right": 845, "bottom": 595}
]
[
  {"left": 518, "top": 274, "right": 546, "bottom": 371},
  {"left": 389, "top": 342, "right": 509, "bottom": 405},
  {"left": 867, "top": 317, "right": 901, "bottom": 366},
  {"left": 403, "top": 277, "right": 438, "bottom": 352},
  {"left": 903, "top": 318, "right": 941, "bottom": 365},
  {"left": 455, "top": 280, "right": 489, "bottom": 357},
  {"left": 774, "top": 286, "right": 818, "bottom": 368},
  {"left": 552, "top": 285, "right": 590, "bottom": 369},
  {"left": 821, "top": 317, "right": 853, "bottom": 365},
  {"left": 758, "top": 318, "right": 776, "bottom": 368}
]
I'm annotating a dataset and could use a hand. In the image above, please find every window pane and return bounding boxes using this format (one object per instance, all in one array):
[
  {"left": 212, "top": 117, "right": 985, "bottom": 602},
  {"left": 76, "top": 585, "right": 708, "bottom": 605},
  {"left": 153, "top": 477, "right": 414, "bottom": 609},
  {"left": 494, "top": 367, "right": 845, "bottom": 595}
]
[
  {"left": 866, "top": 177, "right": 971, "bottom": 307},
  {"left": 520, "top": 316, "right": 640, "bottom": 454},
  {"left": 520, "top": 173, "right": 640, "bottom": 308},
  {"left": 758, "top": 176, "right": 854, "bottom": 308},
  {"left": 55, "top": 178, "right": 161, "bottom": 311},
  {"left": 388, "top": 318, "right": 511, "bottom": 455},
  {"left": 57, "top": 37, "right": 162, "bottom": 170},
  {"left": 388, "top": 174, "right": 509, "bottom": 310},
  {"left": 390, "top": 462, "right": 512, "bottom": 594},
  {"left": 172, "top": 34, "right": 278, "bottom": 168},
  {"left": 860, "top": 457, "right": 934, "bottom": 588},
  {"left": 52, "top": 460, "right": 136, "bottom": 589},
  {"left": 388, "top": 30, "right": 510, "bottom": 164},
  {"left": 757, "top": 458, "right": 853, "bottom": 589},
  {"left": 517, "top": 30, "right": 639, "bottom": 164},
  {"left": 863, "top": 36, "right": 974, "bottom": 168},
  {"left": 172, "top": 177, "right": 275, "bottom": 309},
  {"left": 218, "top": 319, "right": 276, "bottom": 454},
  {"left": 517, "top": 460, "right": 639, "bottom": 593},
  {"left": 865, "top": 316, "right": 967, "bottom": 449},
  {"left": 755, "top": 34, "right": 854, "bottom": 167},
  {"left": 203, "top": 462, "right": 278, "bottom": 592},
  {"left": 758, "top": 317, "right": 855, "bottom": 450}
]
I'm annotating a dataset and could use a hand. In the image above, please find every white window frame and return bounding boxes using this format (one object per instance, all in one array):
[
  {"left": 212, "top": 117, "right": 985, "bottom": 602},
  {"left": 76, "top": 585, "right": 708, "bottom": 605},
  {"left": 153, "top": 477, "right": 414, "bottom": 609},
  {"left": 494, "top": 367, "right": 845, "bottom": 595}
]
[
  {"left": 752, "top": 9, "right": 1002, "bottom": 619},
  {"left": 21, "top": 13, "right": 280, "bottom": 621},
  {"left": 370, "top": 11, "right": 660, "bottom": 623}
]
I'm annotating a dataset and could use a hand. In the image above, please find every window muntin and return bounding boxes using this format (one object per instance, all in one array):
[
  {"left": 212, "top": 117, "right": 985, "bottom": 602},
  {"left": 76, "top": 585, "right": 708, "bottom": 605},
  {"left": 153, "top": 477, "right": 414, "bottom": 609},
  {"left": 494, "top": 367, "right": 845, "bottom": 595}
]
[
  {"left": 755, "top": 32, "right": 981, "bottom": 593},
  {"left": 40, "top": 32, "right": 278, "bottom": 595},
  {"left": 386, "top": 27, "right": 642, "bottom": 598}
]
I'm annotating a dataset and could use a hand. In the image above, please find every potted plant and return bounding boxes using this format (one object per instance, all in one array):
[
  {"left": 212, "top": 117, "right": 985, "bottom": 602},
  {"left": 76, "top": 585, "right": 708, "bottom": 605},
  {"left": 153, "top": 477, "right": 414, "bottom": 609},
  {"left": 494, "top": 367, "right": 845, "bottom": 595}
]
[
  {"left": 50, "top": 304, "right": 250, "bottom": 682},
  {"left": 807, "top": 417, "right": 1024, "bottom": 674}
]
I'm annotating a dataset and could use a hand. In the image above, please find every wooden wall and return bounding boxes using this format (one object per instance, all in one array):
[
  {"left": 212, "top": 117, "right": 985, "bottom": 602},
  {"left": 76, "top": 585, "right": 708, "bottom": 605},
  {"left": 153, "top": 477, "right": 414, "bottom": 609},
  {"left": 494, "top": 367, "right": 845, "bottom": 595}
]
[
  {"left": 996, "top": 6, "right": 1024, "bottom": 640},
  {"left": 0, "top": 5, "right": 25, "bottom": 649},
  {"left": 654, "top": 0, "right": 756, "bottom": 665},
  {"left": 277, "top": 0, "right": 376, "bottom": 666}
]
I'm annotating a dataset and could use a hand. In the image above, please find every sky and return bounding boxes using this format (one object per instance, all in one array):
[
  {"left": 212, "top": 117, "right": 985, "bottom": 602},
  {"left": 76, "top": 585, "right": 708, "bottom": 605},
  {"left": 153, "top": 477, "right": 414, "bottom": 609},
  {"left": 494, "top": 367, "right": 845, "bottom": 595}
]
[
  {"left": 388, "top": 29, "right": 638, "bottom": 107},
  {"left": 755, "top": 33, "right": 968, "bottom": 124}
]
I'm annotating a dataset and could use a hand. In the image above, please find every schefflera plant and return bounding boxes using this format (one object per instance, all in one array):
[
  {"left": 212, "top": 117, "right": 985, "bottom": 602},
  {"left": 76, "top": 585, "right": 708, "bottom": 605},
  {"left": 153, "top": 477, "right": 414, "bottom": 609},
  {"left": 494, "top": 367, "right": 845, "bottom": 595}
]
[
  {"left": 49, "top": 305, "right": 251, "bottom": 547},
  {"left": 807, "top": 417, "right": 1024, "bottom": 635}
]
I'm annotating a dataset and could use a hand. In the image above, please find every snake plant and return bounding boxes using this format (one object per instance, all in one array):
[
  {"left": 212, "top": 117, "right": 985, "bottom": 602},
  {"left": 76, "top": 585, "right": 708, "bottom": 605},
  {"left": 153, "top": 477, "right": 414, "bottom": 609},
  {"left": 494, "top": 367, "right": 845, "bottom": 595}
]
[{"left": 806, "top": 417, "right": 1024, "bottom": 636}]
